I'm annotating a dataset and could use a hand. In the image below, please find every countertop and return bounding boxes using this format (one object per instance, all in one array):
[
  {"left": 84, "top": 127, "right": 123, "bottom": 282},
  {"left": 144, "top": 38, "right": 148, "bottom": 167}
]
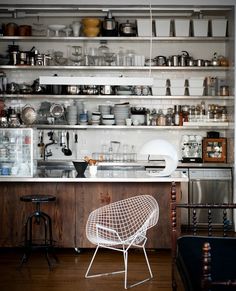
[{"left": 0, "top": 169, "right": 188, "bottom": 183}]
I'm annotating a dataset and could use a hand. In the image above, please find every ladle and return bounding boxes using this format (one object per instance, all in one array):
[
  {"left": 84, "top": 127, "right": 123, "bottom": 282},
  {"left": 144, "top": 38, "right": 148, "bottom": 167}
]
[{"left": 63, "top": 131, "right": 72, "bottom": 156}]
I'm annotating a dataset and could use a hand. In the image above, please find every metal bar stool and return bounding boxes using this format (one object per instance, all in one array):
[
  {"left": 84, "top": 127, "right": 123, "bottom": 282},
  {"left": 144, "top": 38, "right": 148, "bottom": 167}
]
[{"left": 19, "top": 194, "right": 57, "bottom": 269}]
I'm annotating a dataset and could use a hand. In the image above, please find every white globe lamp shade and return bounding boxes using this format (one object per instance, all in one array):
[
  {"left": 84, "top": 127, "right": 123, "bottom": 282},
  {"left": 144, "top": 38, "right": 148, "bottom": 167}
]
[{"left": 139, "top": 139, "right": 178, "bottom": 176}]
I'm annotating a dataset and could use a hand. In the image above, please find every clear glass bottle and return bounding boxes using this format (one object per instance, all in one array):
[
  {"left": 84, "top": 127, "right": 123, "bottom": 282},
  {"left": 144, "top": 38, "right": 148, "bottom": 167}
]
[
  {"left": 166, "top": 108, "right": 173, "bottom": 126},
  {"left": 157, "top": 109, "right": 166, "bottom": 126}
]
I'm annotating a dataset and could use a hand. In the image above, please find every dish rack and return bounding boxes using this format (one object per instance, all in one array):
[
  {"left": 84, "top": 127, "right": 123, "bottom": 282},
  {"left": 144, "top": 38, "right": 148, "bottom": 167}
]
[{"left": 92, "top": 151, "right": 137, "bottom": 162}]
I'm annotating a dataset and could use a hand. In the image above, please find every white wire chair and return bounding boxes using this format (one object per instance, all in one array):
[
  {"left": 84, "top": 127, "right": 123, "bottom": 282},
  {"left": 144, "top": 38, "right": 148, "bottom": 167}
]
[{"left": 85, "top": 195, "right": 159, "bottom": 289}]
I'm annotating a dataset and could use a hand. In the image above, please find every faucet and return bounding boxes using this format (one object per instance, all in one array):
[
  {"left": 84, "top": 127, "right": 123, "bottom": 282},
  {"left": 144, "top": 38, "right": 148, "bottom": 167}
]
[{"left": 43, "top": 131, "right": 56, "bottom": 160}]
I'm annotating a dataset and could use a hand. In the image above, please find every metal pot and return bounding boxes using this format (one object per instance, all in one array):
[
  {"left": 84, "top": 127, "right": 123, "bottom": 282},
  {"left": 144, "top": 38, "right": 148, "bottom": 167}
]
[
  {"left": 21, "top": 104, "right": 37, "bottom": 125},
  {"left": 187, "top": 58, "right": 195, "bottom": 67},
  {"left": 195, "top": 59, "right": 204, "bottom": 66},
  {"left": 145, "top": 58, "right": 156, "bottom": 66},
  {"left": 119, "top": 21, "right": 137, "bottom": 36},
  {"left": 179, "top": 51, "right": 190, "bottom": 67},
  {"left": 67, "top": 85, "right": 80, "bottom": 95},
  {"left": 155, "top": 55, "right": 167, "bottom": 66},
  {"left": 170, "top": 55, "right": 179, "bottom": 66},
  {"left": 100, "top": 85, "right": 114, "bottom": 95}
]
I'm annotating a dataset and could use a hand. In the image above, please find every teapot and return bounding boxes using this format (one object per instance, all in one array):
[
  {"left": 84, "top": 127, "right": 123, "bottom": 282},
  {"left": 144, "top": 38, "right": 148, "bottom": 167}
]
[{"left": 155, "top": 55, "right": 167, "bottom": 66}]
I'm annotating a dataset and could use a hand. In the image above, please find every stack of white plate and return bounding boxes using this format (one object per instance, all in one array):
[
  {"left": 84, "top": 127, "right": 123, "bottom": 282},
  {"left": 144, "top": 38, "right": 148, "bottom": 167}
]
[
  {"left": 102, "top": 114, "right": 115, "bottom": 125},
  {"left": 113, "top": 103, "right": 130, "bottom": 125},
  {"left": 66, "top": 105, "right": 78, "bottom": 125},
  {"left": 98, "top": 104, "right": 111, "bottom": 115}
]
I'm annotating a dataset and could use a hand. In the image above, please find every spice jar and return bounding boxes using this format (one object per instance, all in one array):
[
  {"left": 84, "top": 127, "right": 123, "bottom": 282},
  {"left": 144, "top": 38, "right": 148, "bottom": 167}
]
[
  {"left": 220, "top": 85, "right": 229, "bottom": 96},
  {"left": 8, "top": 114, "right": 20, "bottom": 127}
]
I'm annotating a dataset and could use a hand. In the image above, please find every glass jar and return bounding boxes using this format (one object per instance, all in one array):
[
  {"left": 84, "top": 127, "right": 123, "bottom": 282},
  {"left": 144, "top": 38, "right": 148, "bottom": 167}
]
[
  {"left": 0, "top": 117, "right": 8, "bottom": 127},
  {"left": 157, "top": 109, "right": 166, "bottom": 126},
  {"left": 8, "top": 114, "right": 20, "bottom": 128}
]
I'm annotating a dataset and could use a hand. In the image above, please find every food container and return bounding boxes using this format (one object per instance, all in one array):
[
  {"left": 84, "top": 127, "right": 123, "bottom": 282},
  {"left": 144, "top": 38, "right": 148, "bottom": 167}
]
[
  {"left": 155, "top": 19, "right": 171, "bottom": 36},
  {"left": 137, "top": 19, "right": 153, "bottom": 36},
  {"left": 211, "top": 19, "right": 228, "bottom": 37},
  {"left": 174, "top": 19, "right": 190, "bottom": 37},
  {"left": 188, "top": 87, "right": 205, "bottom": 96},
  {"left": 81, "top": 18, "right": 100, "bottom": 27},
  {"left": 192, "top": 19, "right": 209, "bottom": 37},
  {"left": 18, "top": 25, "right": 32, "bottom": 36}
]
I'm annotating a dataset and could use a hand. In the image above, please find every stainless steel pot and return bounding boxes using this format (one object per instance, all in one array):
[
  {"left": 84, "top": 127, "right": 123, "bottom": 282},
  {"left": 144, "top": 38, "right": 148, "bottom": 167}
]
[
  {"left": 170, "top": 55, "right": 179, "bottom": 66},
  {"left": 195, "top": 59, "right": 204, "bottom": 66},
  {"left": 119, "top": 21, "right": 137, "bottom": 36}
]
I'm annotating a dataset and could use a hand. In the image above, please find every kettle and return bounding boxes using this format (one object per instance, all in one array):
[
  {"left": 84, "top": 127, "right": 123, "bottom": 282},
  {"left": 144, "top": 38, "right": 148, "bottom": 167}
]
[
  {"left": 102, "top": 11, "right": 118, "bottom": 36},
  {"left": 155, "top": 55, "right": 167, "bottom": 66},
  {"left": 179, "top": 51, "right": 190, "bottom": 67}
]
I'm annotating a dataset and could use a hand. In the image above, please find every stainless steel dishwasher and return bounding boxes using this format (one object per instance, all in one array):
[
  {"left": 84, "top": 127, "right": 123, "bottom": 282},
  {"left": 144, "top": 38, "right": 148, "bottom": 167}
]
[{"left": 189, "top": 168, "right": 233, "bottom": 226}]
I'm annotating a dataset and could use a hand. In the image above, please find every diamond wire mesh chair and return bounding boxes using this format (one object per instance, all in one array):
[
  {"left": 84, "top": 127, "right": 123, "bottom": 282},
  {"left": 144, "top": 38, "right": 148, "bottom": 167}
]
[{"left": 85, "top": 195, "right": 159, "bottom": 289}]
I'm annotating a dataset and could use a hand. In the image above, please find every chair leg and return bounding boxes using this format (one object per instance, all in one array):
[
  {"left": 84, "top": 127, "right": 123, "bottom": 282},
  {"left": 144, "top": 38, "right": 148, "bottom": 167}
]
[
  {"left": 124, "top": 246, "right": 153, "bottom": 289},
  {"left": 85, "top": 245, "right": 100, "bottom": 278},
  {"left": 85, "top": 245, "right": 125, "bottom": 278}
]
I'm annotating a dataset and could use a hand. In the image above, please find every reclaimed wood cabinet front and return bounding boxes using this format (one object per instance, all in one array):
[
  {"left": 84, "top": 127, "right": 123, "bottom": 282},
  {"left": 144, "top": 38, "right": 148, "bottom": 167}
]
[{"left": 0, "top": 182, "right": 180, "bottom": 248}]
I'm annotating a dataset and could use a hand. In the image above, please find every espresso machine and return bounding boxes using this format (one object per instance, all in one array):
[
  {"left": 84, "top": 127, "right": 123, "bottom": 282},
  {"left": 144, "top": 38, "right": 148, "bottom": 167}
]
[{"left": 181, "top": 135, "right": 203, "bottom": 163}]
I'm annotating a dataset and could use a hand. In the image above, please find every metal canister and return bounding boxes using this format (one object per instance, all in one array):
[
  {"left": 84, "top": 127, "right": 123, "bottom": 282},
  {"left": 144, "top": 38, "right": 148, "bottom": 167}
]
[{"left": 220, "top": 85, "right": 229, "bottom": 96}]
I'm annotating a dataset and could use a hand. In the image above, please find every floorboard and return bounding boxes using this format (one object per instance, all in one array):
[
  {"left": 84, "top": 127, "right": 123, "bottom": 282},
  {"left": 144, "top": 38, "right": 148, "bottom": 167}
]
[{"left": 0, "top": 248, "right": 175, "bottom": 291}]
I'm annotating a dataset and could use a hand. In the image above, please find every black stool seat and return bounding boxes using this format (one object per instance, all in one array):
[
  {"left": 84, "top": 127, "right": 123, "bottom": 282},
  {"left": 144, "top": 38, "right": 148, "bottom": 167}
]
[
  {"left": 20, "top": 194, "right": 56, "bottom": 203},
  {"left": 19, "top": 194, "right": 57, "bottom": 270}
]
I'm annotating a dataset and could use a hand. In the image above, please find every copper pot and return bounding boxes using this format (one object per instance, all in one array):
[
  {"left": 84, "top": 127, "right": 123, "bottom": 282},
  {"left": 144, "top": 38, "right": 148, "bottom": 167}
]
[
  {"left": 18, "top": 25, "right": 32, "bottom": 36},
  {"left": 5, "top": 23, "right": 18, "bottom": 36}
]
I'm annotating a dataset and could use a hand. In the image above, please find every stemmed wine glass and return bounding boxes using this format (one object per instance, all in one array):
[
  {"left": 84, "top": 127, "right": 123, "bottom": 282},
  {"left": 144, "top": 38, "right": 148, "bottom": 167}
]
[{"left": 68, "top": 45, "right": 84, "bottom": 65}]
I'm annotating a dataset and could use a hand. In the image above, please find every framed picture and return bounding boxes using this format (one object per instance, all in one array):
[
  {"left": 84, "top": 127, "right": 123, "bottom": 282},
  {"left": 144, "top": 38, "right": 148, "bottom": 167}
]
[{"left": 203, "top": 138, "right": 227, "bottom": 163}]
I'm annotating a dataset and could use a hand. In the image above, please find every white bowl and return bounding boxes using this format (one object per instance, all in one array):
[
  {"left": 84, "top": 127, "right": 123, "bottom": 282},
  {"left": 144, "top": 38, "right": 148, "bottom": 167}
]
[
  {"left": 102, "top": 119, "right": 115, "bottom": 125},
  {"left": 48, "top": 25, "right": 66, "bottom": 36},
  {"left": 103, "top": 114, "right": 114, "bottom": 119}
]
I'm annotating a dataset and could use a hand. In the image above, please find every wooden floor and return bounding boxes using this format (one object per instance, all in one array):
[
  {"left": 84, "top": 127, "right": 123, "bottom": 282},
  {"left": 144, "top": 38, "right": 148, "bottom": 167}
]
[{"left": 0, "top": 248, "right": 175, "bottom": 291}]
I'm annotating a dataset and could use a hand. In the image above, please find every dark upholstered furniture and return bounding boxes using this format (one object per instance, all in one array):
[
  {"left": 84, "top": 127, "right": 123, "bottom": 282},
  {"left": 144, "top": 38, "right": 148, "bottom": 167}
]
[{"left": 170, "top": 182, "right": 236, "bottom": 291}]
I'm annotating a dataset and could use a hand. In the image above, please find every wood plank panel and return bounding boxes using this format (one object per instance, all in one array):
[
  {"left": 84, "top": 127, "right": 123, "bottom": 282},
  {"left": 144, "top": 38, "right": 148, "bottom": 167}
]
[{"left": 0, "top": 182, "right": 180, "bottom": 248}]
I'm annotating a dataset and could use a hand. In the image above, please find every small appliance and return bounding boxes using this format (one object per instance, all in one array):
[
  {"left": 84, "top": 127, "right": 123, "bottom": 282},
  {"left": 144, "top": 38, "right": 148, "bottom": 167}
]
[{"left": 181, "top": 135, "right": 203, "bottom": 163}]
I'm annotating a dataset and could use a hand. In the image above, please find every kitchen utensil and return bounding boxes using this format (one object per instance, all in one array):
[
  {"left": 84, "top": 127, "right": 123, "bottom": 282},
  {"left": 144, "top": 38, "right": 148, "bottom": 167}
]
[
  {"left": 179, "top": 51, "right": 189, "bottom": 66},
  {"left": 155, "top": 55, "right": 167, "bottom": 66},
  {"left": 74, "top": 133, "right": 78, "bottom": 143},
  {"left": 119, "top": 20, "right": 137, "bottom": 36},
  {"left": 82, "top": 18, "right": 100, "bottom": 27},
  {"left": 73, "top": 161, "right": 88, "bottom": 177},
  {"left": 63, "top": 131, "right": 72, "bottom": 156},
  {"left": 21, "top": 104, "right": 37, "bottom": 125},
  {"left": 83, "top": 26, "right": 100, "bottom": 37},
  {"left": 5, "top": 22, "right": 18, "bottom": 36},
  {"left": 102, "top": 10, "right": 118, "bottom": 36},
  {"left": 18, "top": 25, "right": 32, "bottom": 36},
  {"left": 37, "top": 131, "right": 45, "bottom": 158},
  {"left": 71, "top": 21, "right": 81, "bottom": 37},
  {"left": 50, "top": 103, "right": 64, "bottom": 118}
]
